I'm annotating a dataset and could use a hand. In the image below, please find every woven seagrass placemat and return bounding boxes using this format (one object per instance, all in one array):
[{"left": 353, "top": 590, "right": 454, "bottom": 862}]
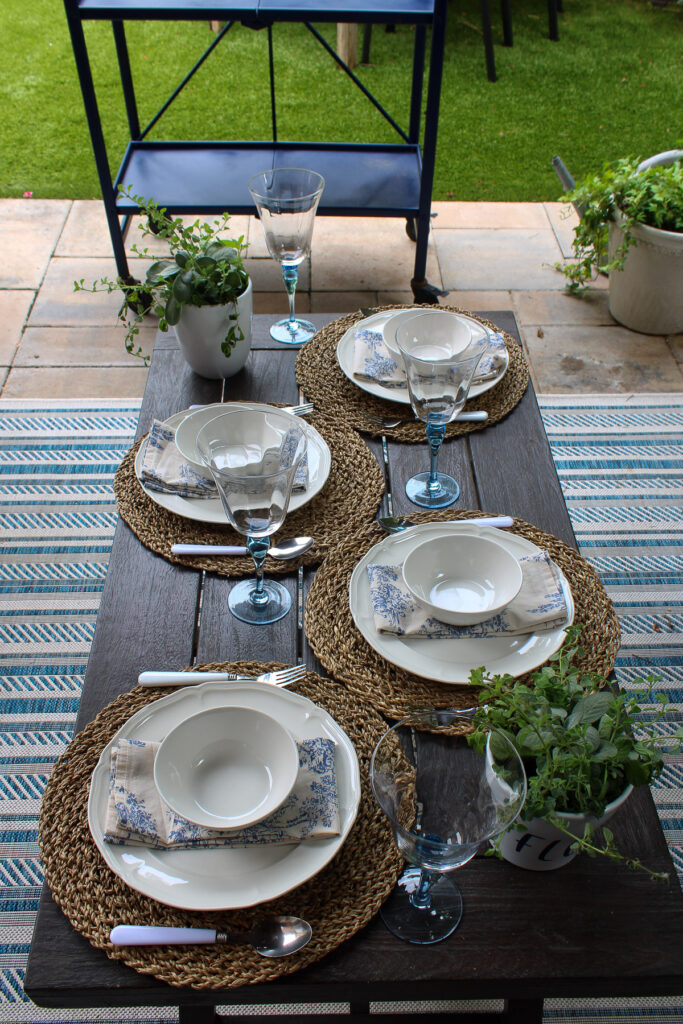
[
  {"left": 114, "top": 412, "right": 384, "bottom": 577},
  {"left": 305, "top": 510, "right": 621, "bottom": 721},
  {"left": 39, "top": 666, "right": 401, "bottom": 991},
  {"left": 295, "top": 306, "right": 530, "bottom": 442}
]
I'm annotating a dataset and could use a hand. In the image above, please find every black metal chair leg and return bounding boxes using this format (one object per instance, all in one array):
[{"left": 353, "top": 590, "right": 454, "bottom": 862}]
[
  {"left": 480, "top": 0, "right": 497, "bottom": 81},
  {"left": 501, "top": 0, "right": 513, "bottom": 45},
  {"left": 548, "top": 0, "right": 560, "bottom": 39}
]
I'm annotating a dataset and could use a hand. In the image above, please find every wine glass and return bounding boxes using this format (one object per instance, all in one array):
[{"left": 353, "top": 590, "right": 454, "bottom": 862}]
[
  {"left": 370, "top": 708, "right": 526, "bottom": 945},
  {"left": 195, "top": 408, "right": 306, "bottom": 625},
  {"left": 248, "top": 167, "right": 325, "bottom": 346},
  {"left": 395, "top": 311, "right": 489, "bottom": 508}
]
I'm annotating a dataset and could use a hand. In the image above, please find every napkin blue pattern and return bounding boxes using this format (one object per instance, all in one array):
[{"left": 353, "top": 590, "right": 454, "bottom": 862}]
[
  {"left": 140, "top": 420, "right": 308, "bottom": 499},
  {"left": 352, "top": 327, "right": 507, "bottom": 388},
  {"left": 367, "top": 551, "right": 569, "bottom": 637},
  {"left": 104, "top": 736, "right": 340, "bottom": 849}
]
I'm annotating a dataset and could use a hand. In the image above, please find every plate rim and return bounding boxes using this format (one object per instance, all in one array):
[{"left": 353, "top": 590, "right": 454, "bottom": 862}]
[
  {"left": 88, "top": 681, "right": 361, "bottom": 911},
  {"left": 336, "top": 312, "right": 509, "bottom": 405},
  {"left": 348, "top": 523, "right": 575, "bottom": 685},
  {"left": 134, "top": 404, "right": 331, "bottom": 526}
]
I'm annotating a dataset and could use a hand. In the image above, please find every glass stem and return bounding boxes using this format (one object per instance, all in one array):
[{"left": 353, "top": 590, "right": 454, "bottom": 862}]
[
  {"left": 281, "top": 264, "right": 299, "bottom": 333},
  {"left": 246, "top": 536, "right": 270, "bottom": 606},
  {"left": 410, "top": 869, "right": 437, "bottom": 909},
  {"left": 425, "top": 421, "right": 446, "bottom": 495}
]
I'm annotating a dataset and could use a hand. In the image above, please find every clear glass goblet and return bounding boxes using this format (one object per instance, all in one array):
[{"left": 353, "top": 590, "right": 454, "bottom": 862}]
[
  {"left": 195, "top": 408, "right": 306, "bottom": 625},
  {"left": 395, "top": 311, "right": 489, "bottom": 508},
  {"left": 248, "top": 167, "right": 325, "bottom": 346},
  {"left": 371, "top": 708, "right": 526, "bottom": 945}
]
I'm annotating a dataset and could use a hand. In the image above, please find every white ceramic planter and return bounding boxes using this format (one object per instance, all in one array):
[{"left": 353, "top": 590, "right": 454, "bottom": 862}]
[
  {"left": 174, "top": 278, "right": 253, "bottom": 379},
  {"left": 608, "top": 215, "right": 683, "bottom": 335},
  {"left": 495, "top": 785, "right": 633, "bottom": 871}
]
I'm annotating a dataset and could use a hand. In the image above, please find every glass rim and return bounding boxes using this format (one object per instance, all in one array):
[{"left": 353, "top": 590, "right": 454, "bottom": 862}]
[
  {"left": 195, "top": 410, "right": 307, "bottom": 480},
  {"left": 248, "top": 167, "right": 326, "bottom": 202}
]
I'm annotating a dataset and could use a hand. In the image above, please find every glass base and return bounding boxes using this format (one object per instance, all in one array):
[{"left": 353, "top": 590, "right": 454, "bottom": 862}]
[
  {"left": 405, "top": 472, "right": 460, "bottom": 508},
  {"left": 228, "top": 578, "right": 292, "bottom": 625},
  {"left": 379, "top": 867, "right": 464, "bottom": 945},
  {"left": 270, "top": 317, "right": 317, "bottom": 346}
]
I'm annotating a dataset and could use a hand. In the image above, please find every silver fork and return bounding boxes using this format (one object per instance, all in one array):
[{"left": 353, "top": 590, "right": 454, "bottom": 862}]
[
  {"left": 287, "top": 402, "right": 314, "bottom": 417},
  {"left": 138, "top": 665, "right": 307, "bottom": 688}
]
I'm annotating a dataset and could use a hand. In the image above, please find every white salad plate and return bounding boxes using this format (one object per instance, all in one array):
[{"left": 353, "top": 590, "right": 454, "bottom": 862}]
[
  {"left": 336, "top": 310, "right": 509, "bottom": 406},
  {"left": 134, "top": 404, "right": 331, "bottom": 526},
  {"left": 348, "top": 522, "right": 574, "bottom": 685},
  {"left": 88, "top": 681, "right": 360, "bottom": 911}
]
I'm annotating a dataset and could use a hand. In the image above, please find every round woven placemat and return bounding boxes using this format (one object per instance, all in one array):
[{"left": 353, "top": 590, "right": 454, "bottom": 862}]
[
  {"left": 39, "top": 666, "right": 401, "bottom": 991},
  {"left": 295, "top": 306, "right": 530, "bottom": 442},
  {"left": 305, "top": 510, "right": 620, "bottom": 720},
  {"left": 114, "top": 411, "right": 384, "bottom": 577}
]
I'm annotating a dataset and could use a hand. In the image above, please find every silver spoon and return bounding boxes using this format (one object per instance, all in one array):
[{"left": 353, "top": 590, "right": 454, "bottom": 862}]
[
  {"left": 367, "top": 410, "right": 488, "bottom": 430},
  {"left": 171, "top": 536, "right": 314, "bottom": 558},
  {"left": 110, "top": 915, "right": 313, "bottom": 957},
  {"left": 378, "top": 514, "right": 514, "bottom": 534}
]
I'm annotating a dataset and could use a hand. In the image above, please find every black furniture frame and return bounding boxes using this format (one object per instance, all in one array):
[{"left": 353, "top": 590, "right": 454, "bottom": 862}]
[{"left": 63, "top": 0, "right": 449, "bottom": 301}]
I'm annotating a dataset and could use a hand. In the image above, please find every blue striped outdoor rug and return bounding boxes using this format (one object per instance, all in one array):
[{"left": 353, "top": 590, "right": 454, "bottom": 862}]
[{"left": 0, "top": 395, "right": 681, "bottom": 1024}]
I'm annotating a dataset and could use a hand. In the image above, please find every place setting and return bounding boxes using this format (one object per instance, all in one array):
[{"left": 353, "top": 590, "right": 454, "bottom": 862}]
[
  {"left": 305, "top": 509, "right": 621, "bottom": 722},
  {"left": 113, "top": 401, "right": 384, "bottom": 581},
  {"left": 38, "top": 663, "right": 403, "bottom": 990},
  {"left": 295, "top": 303, "right": 530, "bottom": 441}
]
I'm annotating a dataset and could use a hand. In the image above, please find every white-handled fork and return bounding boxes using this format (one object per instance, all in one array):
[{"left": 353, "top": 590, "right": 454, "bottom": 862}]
[{"left": 138, "top": 664, "right": 307, "bottom": 688}]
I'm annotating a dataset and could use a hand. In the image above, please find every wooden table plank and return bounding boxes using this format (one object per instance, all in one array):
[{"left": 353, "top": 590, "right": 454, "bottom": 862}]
[{"left": 25, "top": 312, "right": 683, "bottom": 1014}]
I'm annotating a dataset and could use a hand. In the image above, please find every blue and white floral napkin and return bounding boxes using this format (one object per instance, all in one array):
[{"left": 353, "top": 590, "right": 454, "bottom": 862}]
[
  {"left": 367, "top": 551, "right": 568, "bottom": 638},
  {"left": 140, "top": 420, "right": 308, "bottom": 499},
  {"left": 352, "top": 328, "right": 507, "bottom": 388},
  {"left": 103, "top": 736, "right": 340, "bottom": 850}
]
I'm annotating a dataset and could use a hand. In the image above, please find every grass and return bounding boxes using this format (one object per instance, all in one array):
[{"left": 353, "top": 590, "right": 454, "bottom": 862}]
[{"left": 2, "top": 0, "right": 681, "bottom": 201}]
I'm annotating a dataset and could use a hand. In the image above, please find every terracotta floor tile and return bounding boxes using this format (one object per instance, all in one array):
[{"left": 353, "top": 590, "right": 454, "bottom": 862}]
[
  {"left": 513, "top": 288, "right": 613, "bottom": 326},
  {"left": 0, "top": 291, "right": 34, "bottom": 364},
  {"left": 0, "top": 199, "right": 71, "bottom": 289},
  {"left": 28, "top": 257, "right": 151, "bottom": 327},
  {"left": 311, "top": 217, "right": 440, "bottom": 292},
  {"left": 16, "top": 326, "right": 157, "bottom": 367},
  {"left": 667, "top": 334, "right": 683, "bottom": 365},
  {"left": 253, "top": 292, "right": 310, "bottom": 315},
  {"left": 246, "top": 258, "right": 310, "bottom": 292},
  {"left": 432, "top": 202, "right": 550, "bottom": 230},
  {"left": 544, "top": 202, "right": 580, "bottom": 259},
  {"left": 310, "top": 292, "right": 376, "bottom": 313},
  {"left": 2, "top": 366, "right": 149, "bottom": 399},
  {"left": 436, "top": 228, "right": 564, "bottom": 291},
  {"left": 522, "top": 324, "right": 683, "bottom": 393},
  {"left": 442, "top": 290, "right": 514, "bottom": 314}
]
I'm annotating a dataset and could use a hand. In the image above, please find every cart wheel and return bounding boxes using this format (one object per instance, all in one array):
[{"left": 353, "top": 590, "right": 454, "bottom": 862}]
[
  {"left": 411, "top": 279, "right": 449, "bottom": 304},
  {"left": 405, "top": 218, "right": 418, "bottom": 242}
]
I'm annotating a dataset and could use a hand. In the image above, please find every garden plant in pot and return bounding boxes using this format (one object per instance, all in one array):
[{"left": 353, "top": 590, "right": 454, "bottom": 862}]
[
  {"left": 468, "top": 626, "right": 679, "bottom": 881},
  {"left": 76, "top": 189, "right": 252, "bottom": 378},
  {"left": 557, "top": 152, "right": 683, "bottom": 335}
]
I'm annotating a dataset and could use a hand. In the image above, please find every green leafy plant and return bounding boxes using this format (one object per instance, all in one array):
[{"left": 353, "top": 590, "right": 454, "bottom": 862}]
[
  {"left": 75, "top": 188, "right": 249, "bottom": 364},
  {"left": 557, "top": 156, "right": 683, "bottom": 292},
  {"left": 468, "top": 625, "right": 680, "bottom": 880}
]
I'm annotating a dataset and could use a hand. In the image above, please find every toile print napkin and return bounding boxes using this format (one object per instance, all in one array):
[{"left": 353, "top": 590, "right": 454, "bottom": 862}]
[
  {"left": 351, "top": 327, "right": 507, "bottom": 388},
  {"left": 140, "top": 420, "right": 308, "bottom": 499},
  {"left": 103, "top": 735, "right": 340, "bottom": 850},
  {"left": 366, "top": 551, "right": 569, "bottom": 638}
]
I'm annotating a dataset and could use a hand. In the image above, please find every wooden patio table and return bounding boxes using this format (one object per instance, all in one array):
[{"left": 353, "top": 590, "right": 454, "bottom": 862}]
[{"left": 25, "top": 312, "right": 683, "bottom": 1024}]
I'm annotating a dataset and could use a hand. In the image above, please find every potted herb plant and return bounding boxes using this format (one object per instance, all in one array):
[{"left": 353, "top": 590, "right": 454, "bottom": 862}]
[
  {"left": 76, "top": 189, "right": 252, "bottom": 378},
  {"left": 468, "top": 626, "right": 679, "bottom": 881},
  {"left": 557, "top": 151, "right": 683, "bottom": 335}
]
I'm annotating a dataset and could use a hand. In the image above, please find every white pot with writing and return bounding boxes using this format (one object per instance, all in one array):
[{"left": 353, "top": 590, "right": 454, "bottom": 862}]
[
  {"left": 174, "top": 278, "right": 253, "bottom": 379},
  {"left": 494, "top": 785, "right": 633, "bottom": 871}
]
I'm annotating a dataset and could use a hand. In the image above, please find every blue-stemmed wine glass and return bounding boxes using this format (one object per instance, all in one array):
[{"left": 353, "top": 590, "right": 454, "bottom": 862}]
[
  {"left": 248, "top": 167, "right": 325, "bottom": 346},
  {"left": 370, "top": 708, "right": 526, "bottom": 944},
  {"left": 395, "top": 311, "right": 489, "bottom": 508}
]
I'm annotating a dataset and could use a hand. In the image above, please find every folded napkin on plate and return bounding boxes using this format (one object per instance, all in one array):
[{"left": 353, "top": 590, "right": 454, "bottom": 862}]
[
  {"left": 366, "top": 551, "right": 568, "bottom": 638},
  {"left": 103, "top": 736, "right": 340, "bottom": 849},
  {"left": 140, "top": 420, "right": 308, "bottom": 499},
  {"left": 351, "top": 327, "right": 506, "bottom": 388}
]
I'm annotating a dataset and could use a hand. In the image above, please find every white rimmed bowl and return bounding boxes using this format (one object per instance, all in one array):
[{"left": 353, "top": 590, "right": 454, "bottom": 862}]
[
  {"left": 175, "top": 402, "right": 305, "bottom": 467},
  {"left": 402, "top": 532, "right": 523, "bottom": 625},
  {"left": 154, "top": 706, "right": 299, "bottom": 829},
  {"left": 382, "top": 308, "right": 473, "bottom": 357}
]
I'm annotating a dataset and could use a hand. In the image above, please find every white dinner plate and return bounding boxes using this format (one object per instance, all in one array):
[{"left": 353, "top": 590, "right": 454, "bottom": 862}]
[
  {"left": 348, "top": 523, "right": 574, "bottom": 685},
  {"left": 88, "top": 682, "right": 360, "bottom": 911},
  {"left": 134, "top": 404, "right": 331, "bottom": 526},
  {"left": 336, "top": 310, "right": 509, "bottom": 406}
]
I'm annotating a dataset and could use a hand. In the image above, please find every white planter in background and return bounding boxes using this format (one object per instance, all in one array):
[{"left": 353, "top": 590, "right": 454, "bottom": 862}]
[
  {"left": 608, "top": 215, "right": 683, "bottom": 335},
  {"left": 174, "top": 278, "right": 253, "bottom": 379}
]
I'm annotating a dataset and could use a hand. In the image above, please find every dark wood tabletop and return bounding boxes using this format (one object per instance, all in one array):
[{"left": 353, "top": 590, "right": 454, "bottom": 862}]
[{"left": 25, "top": 313, "right": 683, "bottom": 1024}]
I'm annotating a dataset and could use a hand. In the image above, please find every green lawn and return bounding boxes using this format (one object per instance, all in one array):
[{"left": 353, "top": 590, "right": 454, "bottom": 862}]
[{"left": 3, "top": 0, "right": 681, "bottom": 201}]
